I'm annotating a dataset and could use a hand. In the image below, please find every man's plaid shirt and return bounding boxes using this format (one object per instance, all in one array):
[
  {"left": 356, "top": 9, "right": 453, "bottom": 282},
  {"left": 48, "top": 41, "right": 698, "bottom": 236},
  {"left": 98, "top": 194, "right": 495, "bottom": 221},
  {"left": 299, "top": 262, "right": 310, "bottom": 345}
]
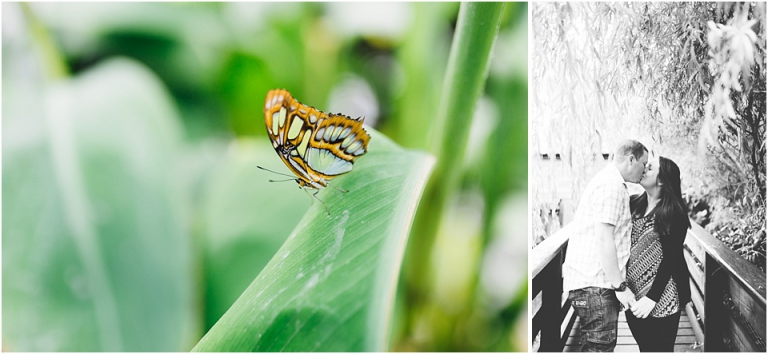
[{"left": 563, "top": 163, "right": 632, "bottom": 292}]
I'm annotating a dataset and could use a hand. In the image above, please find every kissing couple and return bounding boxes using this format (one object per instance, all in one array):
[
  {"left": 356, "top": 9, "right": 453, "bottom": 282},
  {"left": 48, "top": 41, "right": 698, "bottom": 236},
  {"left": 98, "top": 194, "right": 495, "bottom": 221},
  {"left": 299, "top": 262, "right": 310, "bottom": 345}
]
[{"left": 562, "top": 139, "right": 692, "bottom": 352}]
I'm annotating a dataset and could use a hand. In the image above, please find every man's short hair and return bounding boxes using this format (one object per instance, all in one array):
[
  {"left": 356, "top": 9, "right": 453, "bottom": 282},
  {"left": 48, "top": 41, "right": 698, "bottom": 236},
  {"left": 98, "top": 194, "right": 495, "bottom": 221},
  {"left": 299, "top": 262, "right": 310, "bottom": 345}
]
[{"left": 614, "top": 139, "right": 647, "bottom": 160}]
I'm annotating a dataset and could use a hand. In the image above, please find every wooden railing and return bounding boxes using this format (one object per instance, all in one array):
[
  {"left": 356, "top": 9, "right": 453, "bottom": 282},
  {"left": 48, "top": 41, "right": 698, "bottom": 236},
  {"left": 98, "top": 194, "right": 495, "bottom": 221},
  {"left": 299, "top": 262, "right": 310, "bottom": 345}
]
[
  {"left": 531, "top": 219, "right": 766, "bottom": 352},
  {"left": 531, "top": 223, "right": 574, "bottom": 352}
]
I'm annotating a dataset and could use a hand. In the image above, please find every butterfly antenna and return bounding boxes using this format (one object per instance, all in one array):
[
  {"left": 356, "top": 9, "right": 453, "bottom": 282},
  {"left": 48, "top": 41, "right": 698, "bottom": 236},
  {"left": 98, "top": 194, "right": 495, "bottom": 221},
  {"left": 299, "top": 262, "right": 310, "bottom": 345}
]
[
  {"left": 269, "top": 178, "right": 296, "bottom": 183},
  {"left": 257, "top": 165, "right": 297, "bottom": 179}
]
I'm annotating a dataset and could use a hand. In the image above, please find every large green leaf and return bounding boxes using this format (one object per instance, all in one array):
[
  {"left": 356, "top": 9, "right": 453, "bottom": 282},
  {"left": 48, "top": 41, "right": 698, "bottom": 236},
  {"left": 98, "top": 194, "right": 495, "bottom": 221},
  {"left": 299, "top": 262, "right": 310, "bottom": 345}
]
[
  {"left": 200, "top": 139, "right": 310, "bottom": 330},
  {"left": 2, "top": 58, "right": 198, "bottom": 351},
  {"left": 193, "top": 131, "right": 435, "bottom": 352}
]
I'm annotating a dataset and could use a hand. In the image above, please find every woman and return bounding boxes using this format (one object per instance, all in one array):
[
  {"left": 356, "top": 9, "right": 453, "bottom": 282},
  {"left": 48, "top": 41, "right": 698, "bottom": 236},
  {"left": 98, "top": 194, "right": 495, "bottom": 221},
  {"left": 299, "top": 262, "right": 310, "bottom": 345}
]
[{"left": 625, "top": 156, "right": 692, "bottom": 352}]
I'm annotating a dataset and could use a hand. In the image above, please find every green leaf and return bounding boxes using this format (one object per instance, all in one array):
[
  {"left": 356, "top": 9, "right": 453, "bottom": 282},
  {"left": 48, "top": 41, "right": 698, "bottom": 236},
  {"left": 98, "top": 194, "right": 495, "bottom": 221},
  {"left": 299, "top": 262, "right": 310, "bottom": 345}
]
[
  {"left": 192, "top": 130, "right": 435, "bottom": 352},
  {"left": 2, "top": 58, "right": 198, "bottom": 351},
  {"left": 200, "top": 139, "right": 310, "bottom": 330}
]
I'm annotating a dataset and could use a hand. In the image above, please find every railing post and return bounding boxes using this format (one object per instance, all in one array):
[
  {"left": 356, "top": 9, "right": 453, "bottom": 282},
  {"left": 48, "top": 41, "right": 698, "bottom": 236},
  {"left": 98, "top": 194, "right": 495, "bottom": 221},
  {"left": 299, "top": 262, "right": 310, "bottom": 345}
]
[
  {"left": 539, "top": 249, "right": 564, "bottom": 351},
  {"left": 704, "top": 253, "right": 728, "bottom": 351}
]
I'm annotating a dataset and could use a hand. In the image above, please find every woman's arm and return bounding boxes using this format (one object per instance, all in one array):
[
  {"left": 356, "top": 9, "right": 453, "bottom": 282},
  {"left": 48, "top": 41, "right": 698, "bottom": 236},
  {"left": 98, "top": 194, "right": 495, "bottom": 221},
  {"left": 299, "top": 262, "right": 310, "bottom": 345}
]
[{"left": 646, "top": 227, "right": 686, "bottom": 302}]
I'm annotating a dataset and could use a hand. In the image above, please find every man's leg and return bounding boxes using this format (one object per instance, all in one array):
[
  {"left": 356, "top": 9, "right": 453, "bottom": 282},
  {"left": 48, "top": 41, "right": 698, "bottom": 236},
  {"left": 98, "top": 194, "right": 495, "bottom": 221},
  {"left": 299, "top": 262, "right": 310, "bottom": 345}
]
[{"left": 568, "top": 287, "right": 620, "bottom": 352}]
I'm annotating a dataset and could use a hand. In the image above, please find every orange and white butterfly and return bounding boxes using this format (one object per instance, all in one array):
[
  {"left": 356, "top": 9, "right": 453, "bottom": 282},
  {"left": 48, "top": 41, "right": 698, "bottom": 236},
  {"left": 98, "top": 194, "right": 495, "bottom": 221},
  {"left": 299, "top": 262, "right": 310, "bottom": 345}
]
[{"left": 260, "top": 89, "right": 370, "bottom": 213}]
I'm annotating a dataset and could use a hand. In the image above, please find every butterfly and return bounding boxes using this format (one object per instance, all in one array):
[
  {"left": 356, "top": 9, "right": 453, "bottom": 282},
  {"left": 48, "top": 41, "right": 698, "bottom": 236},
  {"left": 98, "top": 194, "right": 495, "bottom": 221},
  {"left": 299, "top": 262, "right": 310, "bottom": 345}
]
[{"left": 259, "top": 89, "right": 370, "bottom": 214}]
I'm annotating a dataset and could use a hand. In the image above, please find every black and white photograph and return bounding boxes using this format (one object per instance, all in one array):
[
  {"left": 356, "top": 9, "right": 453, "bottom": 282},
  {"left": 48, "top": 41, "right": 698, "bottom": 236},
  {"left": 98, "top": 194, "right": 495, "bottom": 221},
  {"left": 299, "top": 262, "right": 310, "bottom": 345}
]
[{"left": 530, "top": 2, "right": 766, "bottom": 352}]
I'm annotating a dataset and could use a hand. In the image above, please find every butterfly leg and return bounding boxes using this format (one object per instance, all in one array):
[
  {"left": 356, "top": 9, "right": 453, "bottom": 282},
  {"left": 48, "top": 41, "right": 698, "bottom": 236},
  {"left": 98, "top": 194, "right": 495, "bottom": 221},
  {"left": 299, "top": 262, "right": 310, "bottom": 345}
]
[
  {"left": 312, "top": 190, "right": 331, "bottom": 216},
  {"left": 301, "top": 187, "right": 330, "bottom": 216},
  {"left": 327, "top": 182, "right": 349, "bottom": 193}
]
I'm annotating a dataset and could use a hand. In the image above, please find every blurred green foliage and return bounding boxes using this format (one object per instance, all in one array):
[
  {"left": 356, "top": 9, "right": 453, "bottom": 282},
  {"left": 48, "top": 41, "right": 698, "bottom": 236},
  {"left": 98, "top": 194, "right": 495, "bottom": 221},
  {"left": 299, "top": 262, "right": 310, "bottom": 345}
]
[
  {"left": 3, "top": 57, "right": 197, "bottom": 351},
  {"left": 3, "top": 2, "right": 527, "bottom": 351}
]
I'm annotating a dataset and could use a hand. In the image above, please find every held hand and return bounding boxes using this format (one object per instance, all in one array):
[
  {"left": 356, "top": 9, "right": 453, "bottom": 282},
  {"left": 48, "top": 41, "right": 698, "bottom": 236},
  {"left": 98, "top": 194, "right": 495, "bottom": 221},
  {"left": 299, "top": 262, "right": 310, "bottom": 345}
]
[
  {"left": 615, "top": 288, "right": 636, "bottom": 310},
  {"left": 630, "top": 296, "right": 657, "bottom": 319}
]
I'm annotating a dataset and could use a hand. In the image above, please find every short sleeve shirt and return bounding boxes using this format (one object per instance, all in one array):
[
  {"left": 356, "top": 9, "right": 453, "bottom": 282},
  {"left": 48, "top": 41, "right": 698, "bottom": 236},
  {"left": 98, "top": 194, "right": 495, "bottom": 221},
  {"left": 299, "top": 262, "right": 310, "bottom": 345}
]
[{"left": 563, "top": 164, "right": 632, "bottom": 292}]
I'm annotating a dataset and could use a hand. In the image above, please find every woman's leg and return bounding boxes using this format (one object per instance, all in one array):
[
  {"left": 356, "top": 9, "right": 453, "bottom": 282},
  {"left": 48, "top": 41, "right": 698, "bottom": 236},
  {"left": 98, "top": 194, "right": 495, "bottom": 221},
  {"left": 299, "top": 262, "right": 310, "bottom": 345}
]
[
  {"left": 626, "top": 311, "right": 681, "bottom": 352},
  {"left": 626, "top": 311, "right": 650, "bottom": 351},
  {"left": 649, "top": 312, "right": 681, "bottom": 351}
]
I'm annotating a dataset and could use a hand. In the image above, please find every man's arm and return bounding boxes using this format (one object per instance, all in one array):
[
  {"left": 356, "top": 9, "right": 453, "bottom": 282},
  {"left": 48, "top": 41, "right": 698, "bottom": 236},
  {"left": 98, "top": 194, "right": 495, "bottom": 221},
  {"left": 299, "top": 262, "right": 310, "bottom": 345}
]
[{"left": 596, "top": 222, "right": 635, "bottom": 307}]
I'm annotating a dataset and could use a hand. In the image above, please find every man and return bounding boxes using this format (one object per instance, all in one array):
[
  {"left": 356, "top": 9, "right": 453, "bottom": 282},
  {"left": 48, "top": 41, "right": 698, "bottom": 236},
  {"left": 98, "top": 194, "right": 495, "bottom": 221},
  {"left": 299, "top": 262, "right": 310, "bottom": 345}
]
[{"left": 562, "top": 139, "right": 648, "bottom": 352}]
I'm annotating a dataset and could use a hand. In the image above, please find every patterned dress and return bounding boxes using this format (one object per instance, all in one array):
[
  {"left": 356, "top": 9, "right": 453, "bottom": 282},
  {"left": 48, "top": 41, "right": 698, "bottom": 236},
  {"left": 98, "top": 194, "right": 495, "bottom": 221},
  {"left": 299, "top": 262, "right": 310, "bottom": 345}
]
[{"left": 626, "top": 214, "right": 680, "bottom": 317}]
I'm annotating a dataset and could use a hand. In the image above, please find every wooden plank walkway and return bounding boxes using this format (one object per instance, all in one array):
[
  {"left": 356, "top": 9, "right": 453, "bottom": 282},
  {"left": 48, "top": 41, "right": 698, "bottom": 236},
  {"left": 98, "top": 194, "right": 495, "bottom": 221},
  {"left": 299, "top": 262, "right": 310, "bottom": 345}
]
[{"left": 564, "top": 310, "right": 703, "bottom": 352}]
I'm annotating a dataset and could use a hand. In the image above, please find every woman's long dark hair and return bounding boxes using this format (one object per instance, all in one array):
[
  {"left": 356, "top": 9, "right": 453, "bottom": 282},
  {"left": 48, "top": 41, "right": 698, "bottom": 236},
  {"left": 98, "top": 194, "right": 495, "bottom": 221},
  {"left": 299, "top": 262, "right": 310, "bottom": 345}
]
[{"left": 630, "top": 156, "right": 691, "bottom": 236}]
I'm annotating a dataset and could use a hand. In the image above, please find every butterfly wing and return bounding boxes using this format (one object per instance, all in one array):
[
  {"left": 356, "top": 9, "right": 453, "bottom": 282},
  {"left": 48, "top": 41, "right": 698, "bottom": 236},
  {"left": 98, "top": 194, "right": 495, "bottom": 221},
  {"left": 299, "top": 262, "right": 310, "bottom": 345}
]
[
  {"left": 305, "top": 113, "right": 370, "bottom": 181},
  {"left": 264, "top": 89, "right": 318, "bottom": 187}
]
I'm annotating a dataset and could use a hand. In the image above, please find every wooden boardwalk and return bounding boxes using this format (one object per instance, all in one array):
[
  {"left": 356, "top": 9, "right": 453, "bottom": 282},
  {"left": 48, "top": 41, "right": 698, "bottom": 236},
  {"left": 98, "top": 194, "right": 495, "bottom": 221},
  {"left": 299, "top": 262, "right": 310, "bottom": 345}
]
[{"left": 564, "top": 310, "right": 703, "bottom": 352}]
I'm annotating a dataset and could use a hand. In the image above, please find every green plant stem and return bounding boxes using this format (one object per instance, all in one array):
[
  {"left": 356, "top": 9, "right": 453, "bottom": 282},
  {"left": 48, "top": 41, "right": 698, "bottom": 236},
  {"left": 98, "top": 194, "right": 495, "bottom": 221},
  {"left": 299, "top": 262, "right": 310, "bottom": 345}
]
[
  {"left": 21, "top": 3, "right": 69, "bottom": 80},
  {"left": 401, "top": 2, "right": 505, "bottom": 349}
]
